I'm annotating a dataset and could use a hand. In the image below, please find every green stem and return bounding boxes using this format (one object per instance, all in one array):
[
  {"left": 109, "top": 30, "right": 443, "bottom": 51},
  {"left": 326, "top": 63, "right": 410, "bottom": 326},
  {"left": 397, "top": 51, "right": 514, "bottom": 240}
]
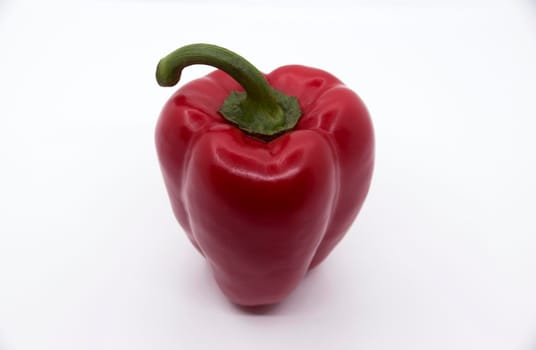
[{"left": 156, "top": 43, "right": 301, "bottom": 139}]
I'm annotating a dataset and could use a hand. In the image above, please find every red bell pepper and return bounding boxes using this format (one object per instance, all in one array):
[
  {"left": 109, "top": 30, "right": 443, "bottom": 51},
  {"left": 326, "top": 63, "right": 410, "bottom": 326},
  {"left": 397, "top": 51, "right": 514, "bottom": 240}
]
[{"left": 155, "top": 44, "right": 374, "bottom": 306}]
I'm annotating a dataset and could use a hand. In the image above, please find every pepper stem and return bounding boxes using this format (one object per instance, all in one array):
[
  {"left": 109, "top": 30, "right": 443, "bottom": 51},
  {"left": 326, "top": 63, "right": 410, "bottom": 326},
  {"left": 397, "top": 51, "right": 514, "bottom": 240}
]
[{"left": 156, "top": 43, "right": 301, "bottom": 139}]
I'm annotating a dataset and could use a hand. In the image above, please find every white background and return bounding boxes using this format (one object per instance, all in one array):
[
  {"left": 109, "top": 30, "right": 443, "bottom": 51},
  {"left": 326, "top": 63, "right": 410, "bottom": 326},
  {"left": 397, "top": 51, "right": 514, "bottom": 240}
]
[{"left": 1, "top": 0, "right": 536, "bottom": 349}]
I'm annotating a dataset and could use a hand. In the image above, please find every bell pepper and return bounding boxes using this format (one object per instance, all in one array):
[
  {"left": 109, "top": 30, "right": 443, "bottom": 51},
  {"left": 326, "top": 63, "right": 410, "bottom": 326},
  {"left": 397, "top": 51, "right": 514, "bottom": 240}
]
[{"left": 155, "top": 44, "right": 374, "bottom": 306}]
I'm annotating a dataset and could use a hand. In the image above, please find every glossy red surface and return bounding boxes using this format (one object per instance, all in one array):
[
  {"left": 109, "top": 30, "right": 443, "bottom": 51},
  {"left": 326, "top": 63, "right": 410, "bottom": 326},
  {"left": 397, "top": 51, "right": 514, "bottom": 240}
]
[{"left": 156, "top": 65, "right": 374, "bottom": 306}]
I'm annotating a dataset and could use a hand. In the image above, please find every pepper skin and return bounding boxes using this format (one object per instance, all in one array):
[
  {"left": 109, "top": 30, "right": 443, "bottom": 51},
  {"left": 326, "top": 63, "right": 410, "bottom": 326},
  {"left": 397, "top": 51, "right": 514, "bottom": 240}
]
[{"left": 155, "top": 44, "right": 374, "bottom": 306}]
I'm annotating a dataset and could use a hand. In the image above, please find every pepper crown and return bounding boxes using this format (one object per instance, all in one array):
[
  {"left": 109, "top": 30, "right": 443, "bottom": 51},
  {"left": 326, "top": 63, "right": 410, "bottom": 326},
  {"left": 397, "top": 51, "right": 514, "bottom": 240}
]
[{"left": 156, "top": 43, "right": 302, "bottom": 141}]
